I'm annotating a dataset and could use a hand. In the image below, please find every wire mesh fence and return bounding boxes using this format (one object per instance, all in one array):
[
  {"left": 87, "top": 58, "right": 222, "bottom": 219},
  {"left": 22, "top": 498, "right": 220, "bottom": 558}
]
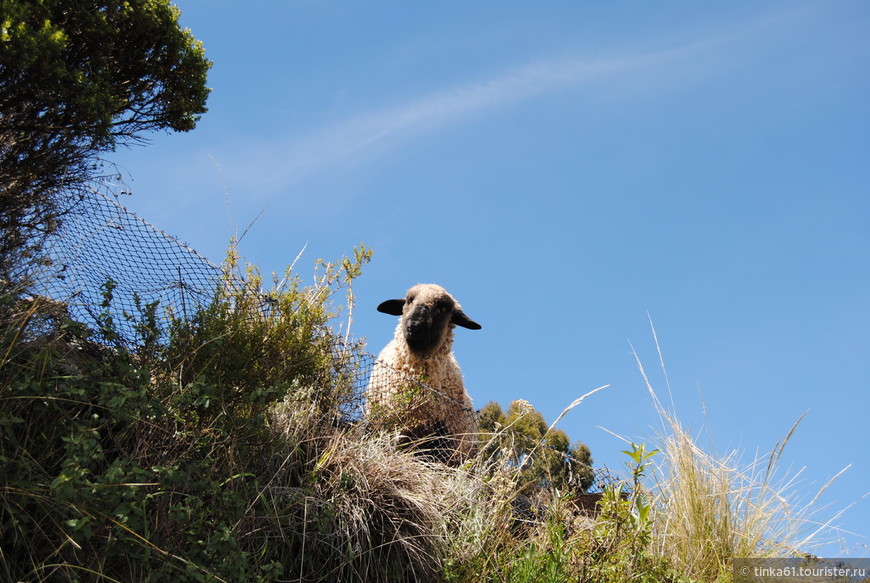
[
  {"left": 32, "top": 188, "right": 477, "bottom": 439},
  {"left": 35, "top": 188, "right": 226, "bottom": 342},
  {"left": 31, "top": 186, "right": 599, "bottom": 482}
]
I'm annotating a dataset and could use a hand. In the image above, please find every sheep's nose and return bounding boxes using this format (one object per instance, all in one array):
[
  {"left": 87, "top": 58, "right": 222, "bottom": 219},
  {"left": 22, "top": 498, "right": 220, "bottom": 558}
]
[{"left": 408, "top": 319, "right": 427, "bottom": 334}]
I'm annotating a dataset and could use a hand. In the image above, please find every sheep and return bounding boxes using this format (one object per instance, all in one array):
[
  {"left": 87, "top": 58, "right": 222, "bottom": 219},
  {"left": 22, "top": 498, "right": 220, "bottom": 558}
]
[{"left": 366, "top": 283, "right": 482, "bottom": 465}]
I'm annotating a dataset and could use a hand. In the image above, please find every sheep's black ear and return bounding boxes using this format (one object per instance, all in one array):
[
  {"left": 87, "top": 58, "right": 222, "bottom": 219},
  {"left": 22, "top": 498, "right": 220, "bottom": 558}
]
[
  {"left": 452, "top": 310, "right": 481, "bottom": 330},
  {"left": 377, "top": 299, "right": 405, "bottom": 316}
]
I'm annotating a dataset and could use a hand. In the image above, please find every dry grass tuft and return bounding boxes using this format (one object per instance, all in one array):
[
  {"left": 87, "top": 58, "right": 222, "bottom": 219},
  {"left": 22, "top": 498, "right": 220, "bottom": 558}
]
[
  {"left": 631, "top": 327, "right": 848, "bottom": 582},
  {"left": 266, "top": 391, "right": 464, "bottom": 581}
]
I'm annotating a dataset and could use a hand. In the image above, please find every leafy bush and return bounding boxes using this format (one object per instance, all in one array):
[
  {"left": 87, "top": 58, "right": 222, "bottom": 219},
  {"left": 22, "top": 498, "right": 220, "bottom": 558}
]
[
  {"left": 1, "top": 245, "right": 839, "bottom": 582},
  {"left": 442, "top": 445, "right": 682, "bottom": 583},
  {"left": 478, "top": 399, "right": 594, "bottom": 494},
  {"left": 0, "top": 245, "right": 391, "bottom": 582}
]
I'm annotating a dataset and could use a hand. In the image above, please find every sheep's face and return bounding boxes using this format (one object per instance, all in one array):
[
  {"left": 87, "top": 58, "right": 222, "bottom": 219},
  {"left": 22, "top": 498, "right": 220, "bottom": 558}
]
[
  {"left": 402, "top": 287, "right": 457, "bottom": 354},
  {"left": 378, "top": 284, "right": 481, "bottom": 357}
]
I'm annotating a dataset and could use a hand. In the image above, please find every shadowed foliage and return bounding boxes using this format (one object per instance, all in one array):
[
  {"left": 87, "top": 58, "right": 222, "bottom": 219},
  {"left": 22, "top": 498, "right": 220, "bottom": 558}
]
[
  {"left": 0, "top": 0, "right": 211, "bottom": 282},
  {"left": 478, "top": 399, "right": 595, "bottom": 495}
]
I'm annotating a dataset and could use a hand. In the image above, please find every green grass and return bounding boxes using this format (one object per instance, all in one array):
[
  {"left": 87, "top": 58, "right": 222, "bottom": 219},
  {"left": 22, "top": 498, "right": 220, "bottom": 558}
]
[{"left": 0, "top": 247, "right": 845, "bottom": 582}]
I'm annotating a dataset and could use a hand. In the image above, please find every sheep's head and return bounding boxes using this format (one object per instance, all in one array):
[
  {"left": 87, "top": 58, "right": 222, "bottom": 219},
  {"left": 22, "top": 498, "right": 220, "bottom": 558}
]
[{"left": 377, "top": 284, "right": 481, "bottom": 357}]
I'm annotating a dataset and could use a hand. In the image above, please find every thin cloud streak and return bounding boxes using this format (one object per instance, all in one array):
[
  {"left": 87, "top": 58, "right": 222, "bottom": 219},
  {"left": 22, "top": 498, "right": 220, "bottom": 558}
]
[
  {"left": 244, "top": 50, "right": 680, "bottom": 194},
  {"left": 229, "top": 9, "right": 813, "bottom": 197}
]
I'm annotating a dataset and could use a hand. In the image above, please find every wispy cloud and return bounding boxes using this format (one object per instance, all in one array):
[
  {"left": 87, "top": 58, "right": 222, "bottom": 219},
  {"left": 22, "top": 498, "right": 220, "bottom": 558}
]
[
  {"left": 237, "top": 51, "right": 681, "bottom": 194},
  {"left": 218, "top": 7, "right": 817, "bottom": 197}
]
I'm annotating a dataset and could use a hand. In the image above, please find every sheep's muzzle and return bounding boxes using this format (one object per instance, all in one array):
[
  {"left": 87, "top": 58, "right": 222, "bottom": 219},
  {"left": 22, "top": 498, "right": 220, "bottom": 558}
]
[{"left": 403, "top": 306, "right": 448, "bottom": 355}]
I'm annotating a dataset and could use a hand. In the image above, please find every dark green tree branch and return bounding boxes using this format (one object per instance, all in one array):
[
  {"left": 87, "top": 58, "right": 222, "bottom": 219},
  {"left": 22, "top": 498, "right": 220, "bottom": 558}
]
[{"left": 0, "top": 0, "right": 211, "bottom": 284}]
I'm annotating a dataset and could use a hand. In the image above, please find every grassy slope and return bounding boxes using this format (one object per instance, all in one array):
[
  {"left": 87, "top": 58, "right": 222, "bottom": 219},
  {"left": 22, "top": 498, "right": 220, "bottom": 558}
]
[{"left": 0, "top": 250, "right": 840, "bottom": 582}]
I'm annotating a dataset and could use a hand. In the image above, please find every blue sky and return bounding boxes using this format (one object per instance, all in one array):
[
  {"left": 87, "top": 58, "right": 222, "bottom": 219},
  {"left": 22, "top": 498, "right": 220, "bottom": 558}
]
[{"left": 112, "top": 1, "right": 869, "bottom": 556}]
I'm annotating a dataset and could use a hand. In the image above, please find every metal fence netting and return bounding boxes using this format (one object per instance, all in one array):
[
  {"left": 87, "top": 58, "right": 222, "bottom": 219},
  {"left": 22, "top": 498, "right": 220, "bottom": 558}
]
[
  {"left": 36, "top": 188, "right": 225, "bottom": 342},
  {"left": 30, "top": 187, "right": 596, "bottom": 478},
  {"left": 32, "top": 188, "right": 474, "bottom": 438}
]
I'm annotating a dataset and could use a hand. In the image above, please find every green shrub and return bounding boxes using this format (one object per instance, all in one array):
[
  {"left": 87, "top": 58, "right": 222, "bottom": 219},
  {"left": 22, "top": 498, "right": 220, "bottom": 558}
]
[
  {"left": 442, "top": 445, "right": 682, "bottom": 583},
  {"left": 1, "top": 246, "right": 839, "bottom": 582},
  {"left": 0, "top": 245, "right": 380, "bottom": 582},
  {"left": 478, "top": 399, "right": 595, "bottom": 495}
]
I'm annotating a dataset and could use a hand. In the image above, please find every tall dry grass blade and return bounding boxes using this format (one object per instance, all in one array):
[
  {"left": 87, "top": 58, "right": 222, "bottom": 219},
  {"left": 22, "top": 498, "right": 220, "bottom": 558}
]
[
  {"left": 1, "top": 296, "right": 41, "bottom": 368},
  {"left": 794, "top": 466, "right": 863, "bottom": 549},
  {"left": 647, "top": 385, "right": 848, "bottom": 579},
  {"left": 629, "top": 339, "right": 671, "bottom": 432},
  {"left": 647, "top": 311, "right": 676, "bottom": 414},
  {"left": 519, "top": 384, "right": 609, "bottom": 471},
  {"left": 596, "top": 424, "right": 633, "bottom": 446},
  {"left": 628, "top": 331, "right": 850, "bottom": 579},
  {"left": 765, "top": 410, "right": 808, "bottom": 484},
  {"left": 274, "top": 242, "right": 308, "bottom": 293}
]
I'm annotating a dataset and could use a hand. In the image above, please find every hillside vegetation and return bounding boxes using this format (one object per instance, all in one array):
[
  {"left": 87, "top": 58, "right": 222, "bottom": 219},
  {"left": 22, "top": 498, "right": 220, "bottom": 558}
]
[{"left": 0, "top": 247, "right": 834, "bottom": 582}]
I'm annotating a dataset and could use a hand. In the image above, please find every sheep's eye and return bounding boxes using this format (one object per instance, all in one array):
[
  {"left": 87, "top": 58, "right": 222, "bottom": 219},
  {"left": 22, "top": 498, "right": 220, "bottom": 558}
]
[
  {"left": 406, "top": 297, "right": 414, "bottom": 304},
  {"left": 439, "top": 305, "right": 449, "bottom": 313}
]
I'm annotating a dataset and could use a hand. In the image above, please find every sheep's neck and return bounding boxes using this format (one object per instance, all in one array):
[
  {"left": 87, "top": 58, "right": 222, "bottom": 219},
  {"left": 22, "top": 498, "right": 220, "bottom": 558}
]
[{"left": 401, "top": 328, "right": 454, "bottom": 376}]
